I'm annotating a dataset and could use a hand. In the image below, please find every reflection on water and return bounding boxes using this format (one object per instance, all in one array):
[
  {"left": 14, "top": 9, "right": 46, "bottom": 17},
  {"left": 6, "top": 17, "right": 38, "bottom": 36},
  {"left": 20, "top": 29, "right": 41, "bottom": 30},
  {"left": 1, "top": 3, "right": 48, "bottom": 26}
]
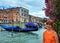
[{"left": 0, "top": 27, "right": 46, "bottom": 43}]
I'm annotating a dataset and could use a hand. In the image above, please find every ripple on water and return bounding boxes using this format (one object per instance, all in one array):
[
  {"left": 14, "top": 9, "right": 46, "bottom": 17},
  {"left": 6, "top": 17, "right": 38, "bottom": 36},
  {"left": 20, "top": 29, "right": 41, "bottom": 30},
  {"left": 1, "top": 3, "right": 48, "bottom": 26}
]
[{"left": 0, "top": 28, "right": 46, "bottom": 43}]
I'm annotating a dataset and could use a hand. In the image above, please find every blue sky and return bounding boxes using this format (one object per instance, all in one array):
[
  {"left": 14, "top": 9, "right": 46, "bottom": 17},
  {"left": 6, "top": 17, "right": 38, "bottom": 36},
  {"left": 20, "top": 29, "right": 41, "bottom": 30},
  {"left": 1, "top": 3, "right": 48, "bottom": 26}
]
[{"left": 0, "top": 0, "right": 47, "bottom": 18}]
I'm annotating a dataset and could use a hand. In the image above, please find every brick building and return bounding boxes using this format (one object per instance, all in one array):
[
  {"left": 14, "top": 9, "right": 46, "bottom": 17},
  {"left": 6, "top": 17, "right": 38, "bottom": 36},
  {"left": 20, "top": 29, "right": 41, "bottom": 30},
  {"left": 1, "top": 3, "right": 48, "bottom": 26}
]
[{"left": 0, "top": 7, "right": 20, "bottom": 23}]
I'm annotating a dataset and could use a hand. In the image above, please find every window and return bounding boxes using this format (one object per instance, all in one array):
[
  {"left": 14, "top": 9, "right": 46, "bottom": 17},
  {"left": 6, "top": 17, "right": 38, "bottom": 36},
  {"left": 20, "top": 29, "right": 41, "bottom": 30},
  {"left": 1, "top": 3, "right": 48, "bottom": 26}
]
[
  {"left": 4, "top": 14, "right": 8, "bottom": 17},
  {"left": 24, "top": 10, "right": 26, "bottom": 12},
  {"left": 4, "top": 17, "right": 7, "bottom": 18},
  {"left": 21, "top": 9, "right": 23, "bottom": 12},
  {"left": 22, "top": 13, "right": 24, "bottom": 16},
  {"left": 24, "top": 14, "right": 25, "bottom": 16}
]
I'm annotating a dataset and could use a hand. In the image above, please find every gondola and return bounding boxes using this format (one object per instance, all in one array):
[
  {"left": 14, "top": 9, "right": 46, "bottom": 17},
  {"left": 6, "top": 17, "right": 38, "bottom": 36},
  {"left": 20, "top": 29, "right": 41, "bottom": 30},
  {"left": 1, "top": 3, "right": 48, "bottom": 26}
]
[{"left": 0, "top": 22, "right": 38, "bottom": 32}]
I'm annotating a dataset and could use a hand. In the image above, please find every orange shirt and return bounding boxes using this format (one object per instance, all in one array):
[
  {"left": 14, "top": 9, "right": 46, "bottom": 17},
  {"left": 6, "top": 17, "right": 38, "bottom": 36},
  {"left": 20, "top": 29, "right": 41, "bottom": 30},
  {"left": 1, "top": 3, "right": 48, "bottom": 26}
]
[{"left": 44, "top": 30, "right": 56, "bottom": 43}]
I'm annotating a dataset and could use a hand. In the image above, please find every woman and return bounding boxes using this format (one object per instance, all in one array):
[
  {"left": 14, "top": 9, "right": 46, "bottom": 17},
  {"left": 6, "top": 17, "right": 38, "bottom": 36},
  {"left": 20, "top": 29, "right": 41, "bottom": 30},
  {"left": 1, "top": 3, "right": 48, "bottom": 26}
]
[{"left": 43, "top": 20, "right": 59, "bottom": 43}]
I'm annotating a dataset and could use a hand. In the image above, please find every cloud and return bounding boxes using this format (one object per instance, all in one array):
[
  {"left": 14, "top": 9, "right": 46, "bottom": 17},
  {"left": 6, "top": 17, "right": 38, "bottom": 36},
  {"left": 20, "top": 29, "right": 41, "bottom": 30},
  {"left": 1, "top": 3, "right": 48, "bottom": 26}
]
[
  {"left": 0, "top": 0, "right": 46, "bottom": 18},
  {"left": 30, "top": 11, "right": 47, "bottom": 18},
  {"left": 0, "top": 0, "right": 21, "bottom": 7},
  {"left": 23, "top": 0, "right": 33, "bottom": 2}
]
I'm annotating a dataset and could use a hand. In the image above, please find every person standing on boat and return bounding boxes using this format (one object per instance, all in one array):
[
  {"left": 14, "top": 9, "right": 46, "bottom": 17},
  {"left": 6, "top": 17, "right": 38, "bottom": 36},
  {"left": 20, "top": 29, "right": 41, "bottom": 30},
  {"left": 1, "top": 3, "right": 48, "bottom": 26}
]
[{"left": 43, "top": 20, "right": 59, "bottom": 43}]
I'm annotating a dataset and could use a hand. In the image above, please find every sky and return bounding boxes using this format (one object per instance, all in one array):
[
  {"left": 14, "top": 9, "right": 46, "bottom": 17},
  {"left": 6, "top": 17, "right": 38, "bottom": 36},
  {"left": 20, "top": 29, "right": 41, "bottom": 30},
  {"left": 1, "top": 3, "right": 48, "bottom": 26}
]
[{"left": 0, "top": 0, "right": 48, "bottom": 18}]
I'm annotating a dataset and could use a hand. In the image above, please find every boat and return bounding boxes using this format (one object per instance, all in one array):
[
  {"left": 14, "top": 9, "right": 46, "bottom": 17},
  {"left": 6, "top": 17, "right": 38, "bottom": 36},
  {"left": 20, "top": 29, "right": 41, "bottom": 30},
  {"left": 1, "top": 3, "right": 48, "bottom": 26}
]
[
  {"left": 23, "top": 22, "right": 38, "bottom": 32},
  {"left": 37, "top": 23, "right": 42, "bottom": 28},
  {"left": 0, "top": 22, "right": 38, "bottom": 32},
  {"left": 0, "top": 25, "right": 22, "bottom": 32}
]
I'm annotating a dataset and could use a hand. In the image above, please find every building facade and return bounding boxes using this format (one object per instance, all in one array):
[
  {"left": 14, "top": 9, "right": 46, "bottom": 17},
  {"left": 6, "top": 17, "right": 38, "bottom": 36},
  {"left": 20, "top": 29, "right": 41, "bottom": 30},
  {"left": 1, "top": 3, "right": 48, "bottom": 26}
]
[
  {"left": 29, "top": 15, "right": 37, "bottom": 23},
  {"left": 0, "top": 9, "right": 4, "bottom": 23},
  {"left": 0, "top": 7, "right": 42, "bottom": 23},
  {"left": 0, "top": 7, "right": 29, "bottom": 23},
  {"left": 19, "top": 7, "right": 29, "bottom": 23},
  {"left": 29, "top": 15, "right": 42, "bottom": 23},
  {"left": 36, "top": 17, "right": 42, "bottom": 23},
  {"left": 0, "top": 7, "right": 20, "bottom": 23}
]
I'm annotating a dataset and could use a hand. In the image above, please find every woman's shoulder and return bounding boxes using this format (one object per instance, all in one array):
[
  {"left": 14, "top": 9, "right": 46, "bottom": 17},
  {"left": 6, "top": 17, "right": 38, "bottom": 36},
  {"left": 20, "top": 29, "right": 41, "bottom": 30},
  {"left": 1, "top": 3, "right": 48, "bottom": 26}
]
[
  {"left": 52, "top": 30, "right": 58, "bottom": 36},
  {"left": 44, "top": 30, "right": 56, "bottom": 33},
  {"left": 43, "top": 30, "right": 47, "bottom": 34},
  {"left": 52, "top": 30, "right": 57, "bottom": 33}
]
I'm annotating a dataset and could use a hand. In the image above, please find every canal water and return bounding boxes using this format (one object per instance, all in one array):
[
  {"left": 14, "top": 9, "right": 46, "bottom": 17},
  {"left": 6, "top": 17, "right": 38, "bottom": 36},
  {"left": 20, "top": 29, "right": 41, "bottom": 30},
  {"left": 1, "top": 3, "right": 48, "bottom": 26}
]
[{"left": 0, "top": 27, "right": 46, "bottom": 43}]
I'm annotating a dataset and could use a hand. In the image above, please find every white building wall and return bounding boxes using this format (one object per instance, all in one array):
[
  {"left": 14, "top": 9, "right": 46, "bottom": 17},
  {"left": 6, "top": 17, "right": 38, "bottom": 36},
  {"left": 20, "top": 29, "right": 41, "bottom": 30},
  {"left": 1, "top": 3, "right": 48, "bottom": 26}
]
[{"left": 19, "top": 7, "right": 29, "bottom": 22}]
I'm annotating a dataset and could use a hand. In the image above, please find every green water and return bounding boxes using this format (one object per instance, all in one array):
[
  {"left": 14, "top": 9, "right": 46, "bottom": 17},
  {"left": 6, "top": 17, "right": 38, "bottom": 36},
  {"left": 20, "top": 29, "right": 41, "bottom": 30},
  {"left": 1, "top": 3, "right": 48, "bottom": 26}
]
[{"left": 0, "top": 28, "right": 46, "bottom": 43}]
